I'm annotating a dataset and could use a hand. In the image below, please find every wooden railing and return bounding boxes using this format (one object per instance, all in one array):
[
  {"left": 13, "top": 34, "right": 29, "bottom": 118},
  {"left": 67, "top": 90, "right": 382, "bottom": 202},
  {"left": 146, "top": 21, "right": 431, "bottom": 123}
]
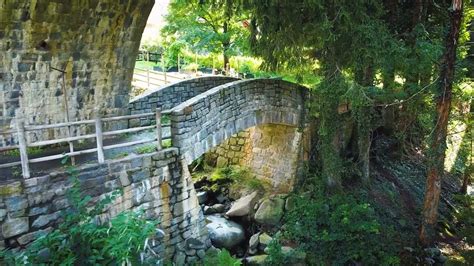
[
  {"left": 0, "top": 108, "right": 171, "bottom": 179},
  {"left": 132, "top": 68, "right": 186, "bottom": 89}
]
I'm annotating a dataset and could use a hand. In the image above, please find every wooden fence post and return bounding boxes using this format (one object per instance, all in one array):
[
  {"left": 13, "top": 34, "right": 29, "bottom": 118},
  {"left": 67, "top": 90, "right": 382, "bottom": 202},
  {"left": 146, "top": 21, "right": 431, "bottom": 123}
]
[
  {"left": 1, "top": 91, "right": 6, "bottom": 119},
  {"left": 95, "top": 113, "right": 105, "bottom": 164},
  {"left": 156, "top": 108, "right": 162, "bottom": 150},
  {"left": 146, "top": 69, "right": 150, "bottom": 89},
  {"left": 16, "top": 115, "right": 30, "bottom": 178},
  {"left": 161, "top": 53, "right": 167, "bottom": 84}
]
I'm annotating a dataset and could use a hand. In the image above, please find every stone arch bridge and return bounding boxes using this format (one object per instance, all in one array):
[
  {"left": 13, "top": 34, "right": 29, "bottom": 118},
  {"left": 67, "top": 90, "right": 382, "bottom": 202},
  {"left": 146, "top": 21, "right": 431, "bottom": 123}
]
[
  {"left": 1, "top": 0, "right": 309, "bottom": 263},
  {"left": 0, "top": 76, "right": 309, "bottom": 263}
]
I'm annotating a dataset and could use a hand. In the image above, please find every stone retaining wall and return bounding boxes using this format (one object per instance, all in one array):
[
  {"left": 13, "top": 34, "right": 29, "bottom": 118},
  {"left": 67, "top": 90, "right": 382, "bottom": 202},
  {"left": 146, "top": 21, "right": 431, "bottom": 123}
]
[
  {"left": 170, "top": 79, "right": 308, "bottom": 164},
  {"left": 0, "top": 149, "right": 209, "bottom": 263}
]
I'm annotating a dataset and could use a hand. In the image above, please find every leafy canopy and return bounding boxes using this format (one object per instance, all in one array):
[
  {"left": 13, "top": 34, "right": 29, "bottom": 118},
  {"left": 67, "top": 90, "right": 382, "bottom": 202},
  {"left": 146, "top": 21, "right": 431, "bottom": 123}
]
[{"left": 162, "top": 0, "right": 249, "bottom": 61}]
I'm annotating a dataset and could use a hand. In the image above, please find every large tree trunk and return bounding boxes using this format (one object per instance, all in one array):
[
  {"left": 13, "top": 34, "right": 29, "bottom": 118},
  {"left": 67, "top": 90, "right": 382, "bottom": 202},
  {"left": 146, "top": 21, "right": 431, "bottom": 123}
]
[
  {"left": 355, "top": 66, "right": 374, "bottom": 184},
  {"left": 419, "top": 0, "right": 463, "bottom": 246}
]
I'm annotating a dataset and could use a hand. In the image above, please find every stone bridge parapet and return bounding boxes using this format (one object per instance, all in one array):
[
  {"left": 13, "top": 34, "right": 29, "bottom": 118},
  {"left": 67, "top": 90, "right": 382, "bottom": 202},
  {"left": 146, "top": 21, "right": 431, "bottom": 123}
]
[{"left": 169, "top": 79, "right": 308, "bottom": 163}]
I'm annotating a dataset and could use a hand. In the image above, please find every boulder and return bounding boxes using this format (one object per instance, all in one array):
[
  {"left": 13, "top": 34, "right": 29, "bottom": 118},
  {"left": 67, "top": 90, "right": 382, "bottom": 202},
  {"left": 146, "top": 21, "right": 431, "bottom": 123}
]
[
  {"left": 248, "top": 232, "right": 260, "bottom": 255},
  {"left": 246, "top": 255, "right": 268, "bottom": 266},
  {"left": 226, "top": 191, "right": 258, "bottom": 217},
  {"left": 285, "top": 196, "right": 297, "bottom": 212},
  {"left": 206, "top": 215, "right": 245, "bottom": 250},
  {"left": 216, "top": 194, "right": 228, "bottom": 204},
  {"left": 197, "top": 191, "right": 208, "bottom": 205},
  {"left": 204, "top": 203, "right": 226, "bottom": 214},
  {"left": 258, "top": 233, "right": 272, "bottom": 250},
  {"left": 254, "top": 197, "right": 285, "bottom": 226}
]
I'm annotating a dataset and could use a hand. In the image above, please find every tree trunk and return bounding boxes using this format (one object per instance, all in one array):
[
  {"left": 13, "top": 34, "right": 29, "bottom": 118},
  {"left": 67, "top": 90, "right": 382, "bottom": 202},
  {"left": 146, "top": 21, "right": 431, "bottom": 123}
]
[
  {"left": 460, "top": 104, "right": 472, "bottom": 194},
  {"left": 223, "top": 18, "right": 230, "bottom": 72},
  {"left": 223, "top": 43, "right": 230, "bottom": 72},
  {"left": 419, "top": 0, "right": 463, "bottom": 246},
  {"left": 355, "top": 66, "right": 374, "bottom": 184}
]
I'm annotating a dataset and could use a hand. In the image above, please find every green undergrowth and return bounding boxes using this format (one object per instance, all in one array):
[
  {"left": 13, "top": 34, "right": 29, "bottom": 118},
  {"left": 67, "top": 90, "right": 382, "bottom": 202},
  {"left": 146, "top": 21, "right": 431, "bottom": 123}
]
[
  {"left": 197, "top": 248, "right": 241, "bottom": 266},
  {"left": 2, "top": 146, "right": 43, "bottom": 157},
  {"left": 193, "top": 165, "right": 271, "bottom": 196},
  {"left": 135, "top": 140, "right": 172, "bottom": 154},
  {"left": 265, "top": 176, "right": 400, "bottom": 265}
]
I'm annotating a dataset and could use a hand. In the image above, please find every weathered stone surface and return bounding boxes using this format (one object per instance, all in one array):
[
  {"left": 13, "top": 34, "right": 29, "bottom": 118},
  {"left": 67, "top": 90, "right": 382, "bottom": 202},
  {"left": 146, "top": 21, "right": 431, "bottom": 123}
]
[
  {"left": 285, "top": 195, "right": 298, "bottom": 212},
  {"left": 246, "top": 255, "right": 268, "bottom": 266},
  {"left": 0, "top": 209, "right": 7, "bottom": 221},
  {"left": 170, "top": 79, "right": 307, "bottom": 167},
  {"left": 130, "top": 77, "right": 238, "bottom": 122},
  {"left": 196, "top": 191, "right": 207, "bottom": 205},
  {"left": 2, "top": 217, "right": 29, "bottom": 238},
  {"left": 206, "top": 215, "right": 245, "bottom": 250},
  {"left": 175, "top": 252, "right": 186, "bottom": 266},
  {"left": 226, "top": 191, "right": 258, "bottom": 217},
  {"left": 1, "top": 0, "right": 155, "bottom": 141},
  {"left": 249, "top": 232, "right": 260, "bottom": 255},
  {"left": 258, "top": 233, "right": 272, "bottom": 250},
  {"left": 204, "top": 204, "right": 226, "bottom": 214},
  {"left": 185, "top": 237, "right": 205, "bottom": 250},
  {"left": 207, "top": 124, "right": 304, "bottom": 193},
  {"left": 32, "top": 212, "right": 60, "bottom": 228},
  {"left": 0, "top": 149, "right": 209, "bottom": 263},
  {"left": 254, "top": 197, "right": 285, "bottom": 226},
  {"left": 17, "top": 228, "right": 50, "bottom": 245},
  {"left": 5, "top": 196, "right": 28, "bottom": 212}
]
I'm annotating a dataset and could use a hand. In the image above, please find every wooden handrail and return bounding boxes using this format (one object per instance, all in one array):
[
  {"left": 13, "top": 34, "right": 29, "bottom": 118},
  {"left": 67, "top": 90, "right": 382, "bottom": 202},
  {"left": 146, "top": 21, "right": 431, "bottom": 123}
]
[{"left": 0, "top": 108, "right": 172, "bottom": 176}]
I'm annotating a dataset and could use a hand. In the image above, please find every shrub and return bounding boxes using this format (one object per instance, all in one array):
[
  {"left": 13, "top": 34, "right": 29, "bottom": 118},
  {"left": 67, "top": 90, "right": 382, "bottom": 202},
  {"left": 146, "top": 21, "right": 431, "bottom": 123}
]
[
  {"left": 1, "top": 169, "right": 158, "bottom": 265},
  {"left": 207, "top": 166, "right": 270, "bottom": 194},
  {"left": 200, "top": 249, "right": 241, "bottom": 266},
  {"left": 282, "top": 188, "right": 399, "bottom": 265}
]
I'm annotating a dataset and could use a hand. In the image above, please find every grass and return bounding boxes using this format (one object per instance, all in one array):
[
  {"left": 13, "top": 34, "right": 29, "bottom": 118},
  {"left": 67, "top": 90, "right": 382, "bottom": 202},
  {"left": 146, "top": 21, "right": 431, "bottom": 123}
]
[
  {"left": 113, "top": 152, "right": 129, "bottom": 159},
  {"left": 135, "top": 144, "right": 156, "bottom": 154},
  {"left": 134, "top": 140, "right": 173, "bottom": 154},
  {"left": 2, "top": 146, "right": 44, "bottom": 157},
  {"left": 134, "top": 60, "right": 160, "bottom": 70},
  {"left": 162, "top": 139, "right": 172, "bottom": 148}
]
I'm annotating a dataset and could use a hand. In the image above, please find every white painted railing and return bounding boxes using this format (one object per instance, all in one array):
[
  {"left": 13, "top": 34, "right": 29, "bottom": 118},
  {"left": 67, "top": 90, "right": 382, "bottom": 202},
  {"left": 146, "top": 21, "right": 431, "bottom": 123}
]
[{"left": 0, "top": 108, "right": 171, "bottom": 178}]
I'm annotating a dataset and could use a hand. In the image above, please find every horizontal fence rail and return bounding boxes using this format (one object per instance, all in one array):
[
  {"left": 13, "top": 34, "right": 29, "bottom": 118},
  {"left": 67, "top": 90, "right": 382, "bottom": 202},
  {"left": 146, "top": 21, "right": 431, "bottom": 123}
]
[
  {"left": 132, "top": 68, "right": 187, "bottom": 89},
  {"left": 0, "top": 108, "right": 172, "bottom": 179}
]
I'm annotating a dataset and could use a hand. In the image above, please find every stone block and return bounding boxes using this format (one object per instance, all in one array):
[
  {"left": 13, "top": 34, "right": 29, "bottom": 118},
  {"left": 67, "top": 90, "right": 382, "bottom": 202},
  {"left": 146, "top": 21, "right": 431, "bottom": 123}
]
[
  {"left": 32, "top": 212, "right": 60, "bottom": 228},
  {"left": 2, "top": 217, "right": 29, "bottom": 238},
  {"left": 5, "top": 196, "right": 28, "bottom": 212}
]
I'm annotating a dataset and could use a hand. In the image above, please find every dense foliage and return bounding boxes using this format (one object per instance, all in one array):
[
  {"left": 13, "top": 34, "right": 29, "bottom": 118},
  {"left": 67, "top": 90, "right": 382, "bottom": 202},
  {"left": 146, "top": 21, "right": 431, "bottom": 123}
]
[
  {"left": 162, "top": 0, "right": 249, "bottom": 68},
  {"left": 279, "top": 186, "right": 399, "bottom": 265}
]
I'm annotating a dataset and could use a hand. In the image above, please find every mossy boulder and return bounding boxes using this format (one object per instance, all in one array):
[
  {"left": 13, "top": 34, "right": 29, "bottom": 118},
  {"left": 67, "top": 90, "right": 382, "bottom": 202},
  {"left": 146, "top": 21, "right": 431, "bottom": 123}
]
[
  {"left": 254, "top": 196, "right": 285, "bottom": 226},
  {"left": 245, "top": 255, "right": 268, "bottom": 266}
]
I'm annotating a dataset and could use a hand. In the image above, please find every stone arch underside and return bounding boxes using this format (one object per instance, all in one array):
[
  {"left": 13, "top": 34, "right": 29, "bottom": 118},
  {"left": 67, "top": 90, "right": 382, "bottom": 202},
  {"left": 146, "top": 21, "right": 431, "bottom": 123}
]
[
  {"left": 169, "top": 79, "right": 308, "bottom": 166},
  {"left": 205, "top": 123, "right": 306, "bottom": 193}
]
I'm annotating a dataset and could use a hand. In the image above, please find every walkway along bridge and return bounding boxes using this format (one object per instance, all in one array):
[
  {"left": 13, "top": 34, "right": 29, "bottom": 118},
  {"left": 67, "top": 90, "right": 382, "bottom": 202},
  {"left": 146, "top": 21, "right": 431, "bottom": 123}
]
[{"left": 0, "top": 77, "right": 308, "bottom": 263}]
